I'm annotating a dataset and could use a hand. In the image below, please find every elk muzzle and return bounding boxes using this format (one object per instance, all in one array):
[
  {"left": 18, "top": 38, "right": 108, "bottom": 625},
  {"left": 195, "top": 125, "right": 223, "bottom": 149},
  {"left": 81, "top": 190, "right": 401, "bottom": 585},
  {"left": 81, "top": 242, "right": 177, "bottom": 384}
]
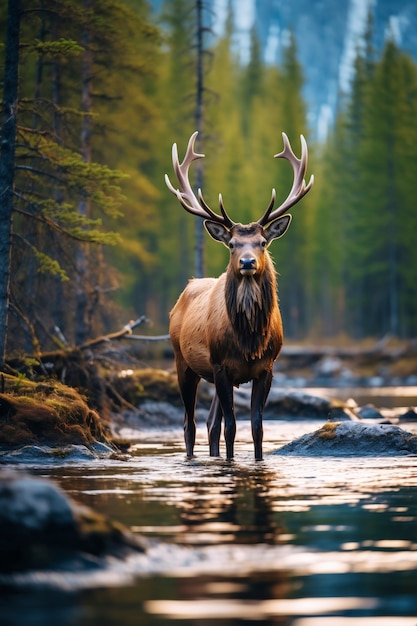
[{"left": 239, "top": 256, "right": 257, "bottom": 276}]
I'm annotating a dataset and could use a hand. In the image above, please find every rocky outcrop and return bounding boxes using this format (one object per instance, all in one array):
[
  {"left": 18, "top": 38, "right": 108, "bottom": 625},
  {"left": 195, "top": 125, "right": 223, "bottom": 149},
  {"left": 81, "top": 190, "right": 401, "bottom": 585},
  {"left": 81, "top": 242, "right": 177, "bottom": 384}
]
[{"left": 274, "top": 421, "right": 417, "bottom": 457}]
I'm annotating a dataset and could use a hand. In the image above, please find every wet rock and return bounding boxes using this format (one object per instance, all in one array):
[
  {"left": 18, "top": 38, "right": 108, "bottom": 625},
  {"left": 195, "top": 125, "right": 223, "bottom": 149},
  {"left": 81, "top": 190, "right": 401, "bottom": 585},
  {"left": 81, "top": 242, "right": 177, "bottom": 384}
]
[
  {"left": 357, "top": 404, "right": 384, "bottom": 420},
  {"left": 314, "top": 356, "right": 343, "bottom": 377},
  {"left": 274, "top": 421, "right": 417, "bottom": 457},
  {"left": 368, "top": 376, "right": 385, "bottom": 387},
  {"left": 0, "top": 442, "right": 115, "bottom": 465},
  {"left": 140, "top": 401, "right": 184, "bottom": 425},
  {"left": 264, "top": 388, "right": 355, "bottom": 421},
  {"left": 0, "top": 471, "right": 146, "bottom": 575},
  {"left": 398, "top": 408, "right": 417, "bottom": 423},
  {"left": 111, "top": 403, "right": 183, "bottom": 432}
]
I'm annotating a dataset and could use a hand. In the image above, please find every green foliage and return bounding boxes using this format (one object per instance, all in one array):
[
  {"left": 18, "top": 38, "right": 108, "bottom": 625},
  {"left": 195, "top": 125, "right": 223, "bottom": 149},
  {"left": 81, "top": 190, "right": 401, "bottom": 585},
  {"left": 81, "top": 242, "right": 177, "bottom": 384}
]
[
  {"left": 1, "top": 0, "right": 161, "bottom": 354},
  {"left": 31, "top": 38, "right": 84, "bottom": 56},
  {"left": 320, "top": 35, "right": 417, "bottom": 338},
  {"left": 3, "top": 0, "right": 417, "bottom": 350},
  {"left": 31, "top": 249, "right": 69, "bottom": 281}
]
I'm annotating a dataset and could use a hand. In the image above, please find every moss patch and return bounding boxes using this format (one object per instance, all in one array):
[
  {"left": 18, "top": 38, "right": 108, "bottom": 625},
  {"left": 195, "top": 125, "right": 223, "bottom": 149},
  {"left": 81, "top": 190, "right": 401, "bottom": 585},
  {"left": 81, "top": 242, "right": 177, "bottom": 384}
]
[
  {"left": 0, "top": 374, "right": 108, "bottom": 448},
  {"left": 316, "top": 422, "right": 340, "bottom": 440},
  {"left": 275, "top": 421, "right": 417, "bottom": 457},
  {"left": 110, "top": 367, "right": 181, "bottom": 407}
]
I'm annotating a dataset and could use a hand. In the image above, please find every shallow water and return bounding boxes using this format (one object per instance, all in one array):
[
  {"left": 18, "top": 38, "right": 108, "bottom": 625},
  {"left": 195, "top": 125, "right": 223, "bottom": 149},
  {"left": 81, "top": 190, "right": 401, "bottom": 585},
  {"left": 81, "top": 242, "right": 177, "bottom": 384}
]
[{"left": 2, "top": 419, "right": 417, "bottom": 626}]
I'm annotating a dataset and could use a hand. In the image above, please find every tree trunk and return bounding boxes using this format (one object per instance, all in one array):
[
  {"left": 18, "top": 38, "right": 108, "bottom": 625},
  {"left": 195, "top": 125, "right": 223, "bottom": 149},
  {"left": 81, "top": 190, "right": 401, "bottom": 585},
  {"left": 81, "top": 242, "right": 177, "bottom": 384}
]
[
  {"left": 75, "top": 0, "right": 93, "bottom": 345},
  {"left": 0, "top": 0, "right": 20, "bottom": 367},
  {"left": 194, "top": 0, "right": 204, "bottom": 278}
]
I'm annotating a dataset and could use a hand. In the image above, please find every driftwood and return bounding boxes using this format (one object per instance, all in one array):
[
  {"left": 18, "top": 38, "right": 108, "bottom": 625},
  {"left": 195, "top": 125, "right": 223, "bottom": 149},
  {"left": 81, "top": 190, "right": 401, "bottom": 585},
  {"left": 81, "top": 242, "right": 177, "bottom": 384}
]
[
  {"left": 5, "top": 317, "right": 168, "bottom": 368},
  {"left": 78, "top": 316, "right": 169, "bottom": 349},
  {"left": 3, "top": 317, "right": 164, "bottom": 415},
  {"left": 280, "top": 335, "right": 417, "bottom": 361}
]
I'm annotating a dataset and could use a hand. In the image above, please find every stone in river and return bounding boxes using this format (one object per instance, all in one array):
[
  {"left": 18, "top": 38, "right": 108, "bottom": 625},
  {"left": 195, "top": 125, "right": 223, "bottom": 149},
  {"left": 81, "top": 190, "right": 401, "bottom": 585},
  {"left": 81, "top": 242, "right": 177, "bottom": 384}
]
[
  {"left": 274, "top": 421, "right": 417, "bottom": 457},
  {"left": 0, "top": 471, "right": 147, "bottom": 574}
]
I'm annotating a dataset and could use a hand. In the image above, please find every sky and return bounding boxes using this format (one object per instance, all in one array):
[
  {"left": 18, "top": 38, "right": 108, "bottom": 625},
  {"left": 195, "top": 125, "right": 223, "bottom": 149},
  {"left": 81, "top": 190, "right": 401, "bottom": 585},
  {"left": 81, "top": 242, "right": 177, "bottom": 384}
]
[
  {"left": 338, "top": 0, "right": 375, "bottom": 92},
  {"left": 213, "top": 0, "right": 255, "bottom": 64}
]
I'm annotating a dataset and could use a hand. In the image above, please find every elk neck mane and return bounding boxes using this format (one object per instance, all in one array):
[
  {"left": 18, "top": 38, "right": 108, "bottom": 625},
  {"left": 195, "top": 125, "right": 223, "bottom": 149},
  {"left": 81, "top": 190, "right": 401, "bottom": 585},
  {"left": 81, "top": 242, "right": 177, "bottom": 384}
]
[{"left": 225, "top": 253, "right": 278, "bottom": 360}]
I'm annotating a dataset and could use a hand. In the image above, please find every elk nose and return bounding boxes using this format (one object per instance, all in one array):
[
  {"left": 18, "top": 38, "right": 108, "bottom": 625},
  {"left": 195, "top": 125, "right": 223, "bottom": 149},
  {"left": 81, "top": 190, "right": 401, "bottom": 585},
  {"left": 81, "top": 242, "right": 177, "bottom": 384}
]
[{"left": 240, "top": 257, "right": 256, "bottom": 271}]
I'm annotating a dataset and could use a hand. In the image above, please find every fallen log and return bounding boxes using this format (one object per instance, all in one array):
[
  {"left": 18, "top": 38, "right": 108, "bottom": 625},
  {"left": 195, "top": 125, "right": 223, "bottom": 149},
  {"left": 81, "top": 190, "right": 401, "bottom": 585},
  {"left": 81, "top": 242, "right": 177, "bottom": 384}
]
[{"left": 279, "top": 335, "right": 417, "bottom": 360}]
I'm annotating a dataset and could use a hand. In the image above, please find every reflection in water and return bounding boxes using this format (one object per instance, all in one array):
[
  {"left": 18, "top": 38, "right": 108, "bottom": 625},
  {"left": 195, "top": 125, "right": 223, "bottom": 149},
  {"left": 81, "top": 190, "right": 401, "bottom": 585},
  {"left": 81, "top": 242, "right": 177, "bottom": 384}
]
[
  {"left": 2, "top": 420, "right": 417, "bottom": 625},
  {"left": 144, "top": 596, "right": 379, "bottom": 621},
  {"left": 177, "top": 463, "right": 286, "bottom": 545}
]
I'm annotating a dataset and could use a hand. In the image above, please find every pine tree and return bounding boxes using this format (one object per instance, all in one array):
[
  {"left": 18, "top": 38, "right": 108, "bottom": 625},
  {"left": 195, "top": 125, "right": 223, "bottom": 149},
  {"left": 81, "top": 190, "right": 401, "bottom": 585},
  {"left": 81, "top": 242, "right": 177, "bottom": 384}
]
[
  {"left": 268, "top": 32, "right": 312, "bottom": 338},
  {"left": 0, "top": 0, "right": 160, "bottom": 355},
  {"left": 342, "top": 17, "right": 376, "bottom": 338},
  {"left": 326, "top": 31, "right": 417, "bottom": 338},
  {"left": 311, "top": 116, "right": 349, "bottom": 337},
  {"left": 203, "top": 0, "right": 246, "bottom": 277},
  {"left": 0, "top": 0, "right": 20, "bottom": 366},
  {"left": 362, "top": 40, "right": 417, "bottom": 336}
]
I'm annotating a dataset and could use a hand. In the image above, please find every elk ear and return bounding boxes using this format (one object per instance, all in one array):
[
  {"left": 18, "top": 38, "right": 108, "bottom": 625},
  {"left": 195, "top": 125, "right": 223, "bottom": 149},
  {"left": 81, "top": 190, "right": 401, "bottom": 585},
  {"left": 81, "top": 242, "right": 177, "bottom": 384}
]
[
  {"left": 264, "top": 214, "right": 292, "bottom": 243},
  {"left": 204, "top": 220, "right": 231, "bottom": 245}
]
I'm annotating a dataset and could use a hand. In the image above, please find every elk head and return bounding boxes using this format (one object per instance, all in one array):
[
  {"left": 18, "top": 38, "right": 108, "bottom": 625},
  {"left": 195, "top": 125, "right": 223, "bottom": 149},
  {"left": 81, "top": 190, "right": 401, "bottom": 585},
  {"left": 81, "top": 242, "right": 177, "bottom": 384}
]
[{"left": 165, "top": 131, "right": 314, "bottom": 272}]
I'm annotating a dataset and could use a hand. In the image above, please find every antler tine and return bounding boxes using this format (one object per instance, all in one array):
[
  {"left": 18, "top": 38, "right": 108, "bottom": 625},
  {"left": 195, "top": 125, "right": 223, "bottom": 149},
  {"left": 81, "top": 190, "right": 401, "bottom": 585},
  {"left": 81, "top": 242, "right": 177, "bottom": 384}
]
[
  {"left": 219, "top": 193, "right": 234, "bottom": 228},
  {"left": 195, "top": 189, "right": 232, "bottom": 227},
  {"left": 258, "top": 133, "right": 314, "bottom": 227},
  {"left": 258, "top": 188, "right": 277, "bottom": 227},
  {"left": 165, "top": 131, "right": 235, "bottom": 227}
]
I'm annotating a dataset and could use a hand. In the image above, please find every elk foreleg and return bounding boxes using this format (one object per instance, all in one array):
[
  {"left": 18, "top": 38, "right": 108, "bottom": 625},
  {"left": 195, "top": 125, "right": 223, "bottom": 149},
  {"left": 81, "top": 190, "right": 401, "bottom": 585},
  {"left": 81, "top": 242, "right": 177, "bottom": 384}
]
[
  {"left": 214, "top": 366, "right": 235, "bottom": 460},
  {"left": 251, "top": 369, "right": 273, "bottom": 461},
  {"left": 207, "top": 394, "right": 222, "bottom": 457},
  {"left": 177, "top": 363, "right": 200, "bottom": 459}
]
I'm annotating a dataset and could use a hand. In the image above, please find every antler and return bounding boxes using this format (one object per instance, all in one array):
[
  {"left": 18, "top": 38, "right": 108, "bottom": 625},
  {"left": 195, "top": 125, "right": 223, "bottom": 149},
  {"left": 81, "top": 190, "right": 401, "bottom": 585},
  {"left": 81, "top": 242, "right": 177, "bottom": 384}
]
[
  {"left": 165, "top": 131, "right": 235, "bottom": 228},
  {"left": 258, "top": 133, "right": 314, "bottom": 227}
]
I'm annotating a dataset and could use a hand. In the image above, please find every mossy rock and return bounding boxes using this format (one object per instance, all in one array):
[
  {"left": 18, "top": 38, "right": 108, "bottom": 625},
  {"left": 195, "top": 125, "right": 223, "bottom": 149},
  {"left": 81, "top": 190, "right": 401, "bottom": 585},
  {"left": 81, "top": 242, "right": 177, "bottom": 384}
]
[{"left": 275, "top": 421, "right": 417, "bottom": 457}]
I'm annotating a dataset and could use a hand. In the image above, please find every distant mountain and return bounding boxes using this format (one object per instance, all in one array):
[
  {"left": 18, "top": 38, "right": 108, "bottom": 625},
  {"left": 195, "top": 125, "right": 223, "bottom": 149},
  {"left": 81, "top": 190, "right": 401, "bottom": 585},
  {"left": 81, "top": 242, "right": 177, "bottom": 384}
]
[{"left": 149, "top": 0, "right": 417, "bottom": 141}]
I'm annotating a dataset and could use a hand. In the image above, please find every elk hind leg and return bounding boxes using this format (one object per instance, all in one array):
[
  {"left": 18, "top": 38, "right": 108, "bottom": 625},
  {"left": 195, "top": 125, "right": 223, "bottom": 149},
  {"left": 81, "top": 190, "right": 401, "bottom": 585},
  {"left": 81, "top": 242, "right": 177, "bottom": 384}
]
[
  {"left": 177, "top": 362, "right": 200, "bottom": 459},
  {"left": 214, "top": 366, "right": 235, "bottom": 460},
  {"left": 207, "top": 394, "right": 222, "bottom": 457}
]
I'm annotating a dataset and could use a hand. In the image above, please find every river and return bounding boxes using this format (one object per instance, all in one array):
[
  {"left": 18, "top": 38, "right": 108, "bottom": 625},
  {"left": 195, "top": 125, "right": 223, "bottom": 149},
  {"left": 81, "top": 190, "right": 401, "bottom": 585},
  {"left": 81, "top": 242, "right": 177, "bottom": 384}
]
[{"left": 1, "top": 408, "right": 417, "bottom": 625}]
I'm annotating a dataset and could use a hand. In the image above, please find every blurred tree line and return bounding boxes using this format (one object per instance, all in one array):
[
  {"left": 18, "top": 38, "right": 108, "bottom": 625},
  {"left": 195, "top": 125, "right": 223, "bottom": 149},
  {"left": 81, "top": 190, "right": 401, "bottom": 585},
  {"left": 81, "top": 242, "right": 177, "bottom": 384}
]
[{"left": 1, "top": 0, "right": 417, "bottom": 363}]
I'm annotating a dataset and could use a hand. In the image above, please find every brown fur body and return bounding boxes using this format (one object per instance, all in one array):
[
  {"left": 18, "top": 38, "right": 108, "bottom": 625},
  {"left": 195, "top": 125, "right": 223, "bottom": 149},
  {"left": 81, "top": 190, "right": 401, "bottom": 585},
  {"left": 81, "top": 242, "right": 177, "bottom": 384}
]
[{"left": 170, "top": 260, "right": 283, "bottom": 385}]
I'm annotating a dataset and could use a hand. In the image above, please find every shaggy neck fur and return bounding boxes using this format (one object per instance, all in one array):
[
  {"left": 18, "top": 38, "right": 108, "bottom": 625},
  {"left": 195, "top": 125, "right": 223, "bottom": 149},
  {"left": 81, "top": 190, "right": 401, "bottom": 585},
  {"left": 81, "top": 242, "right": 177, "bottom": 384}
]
[{"left": 225, "top": 255, "right": 277, "bottom": 360}]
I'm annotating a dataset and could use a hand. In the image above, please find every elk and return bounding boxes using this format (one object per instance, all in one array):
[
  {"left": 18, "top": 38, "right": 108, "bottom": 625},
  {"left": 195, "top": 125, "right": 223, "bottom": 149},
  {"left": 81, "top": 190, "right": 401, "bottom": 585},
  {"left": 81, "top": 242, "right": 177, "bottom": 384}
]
[{"left": 166, "top": 131, "right": 314, "bottom": 461}]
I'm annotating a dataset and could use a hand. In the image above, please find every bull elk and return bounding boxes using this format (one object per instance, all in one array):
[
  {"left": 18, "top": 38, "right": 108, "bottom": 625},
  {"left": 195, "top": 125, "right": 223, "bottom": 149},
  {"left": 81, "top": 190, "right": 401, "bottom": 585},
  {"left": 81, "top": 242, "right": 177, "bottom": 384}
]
[{"left": 166, "top": 131, "right": 314, "bottom": 461}]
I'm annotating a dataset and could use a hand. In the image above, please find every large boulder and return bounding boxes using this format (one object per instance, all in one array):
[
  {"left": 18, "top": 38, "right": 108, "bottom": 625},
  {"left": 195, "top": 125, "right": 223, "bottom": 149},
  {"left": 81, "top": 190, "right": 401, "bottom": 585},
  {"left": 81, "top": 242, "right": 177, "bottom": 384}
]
[
  {"left": 0, "top": 472, "right": 146, "bottom": 574},
  {"left": 274, "top": 421, "right": 417, "bottom": 456}
]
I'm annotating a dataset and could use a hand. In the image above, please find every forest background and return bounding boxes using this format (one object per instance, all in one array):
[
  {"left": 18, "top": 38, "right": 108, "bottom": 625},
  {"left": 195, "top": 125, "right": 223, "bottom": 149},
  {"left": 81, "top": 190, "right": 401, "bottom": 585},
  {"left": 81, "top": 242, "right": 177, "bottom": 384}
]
[{"left": 1, "top": 0, "right": 417, "bottom": 364}]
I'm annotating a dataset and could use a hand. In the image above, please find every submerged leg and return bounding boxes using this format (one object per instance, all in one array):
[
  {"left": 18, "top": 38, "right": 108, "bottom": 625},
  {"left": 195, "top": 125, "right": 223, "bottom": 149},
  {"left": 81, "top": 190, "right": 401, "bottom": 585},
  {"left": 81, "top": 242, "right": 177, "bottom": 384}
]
[
  {"left": 207, "top": 394, "right": 222, "bottom": 457},
  {"left": 251, "top": 369, "right": 272, "bottom": 461},
  {"left": 177, "top": 363, "right": 200, "bottom": 459},
  {"left": 214, "top": 366, "right": 235, "bottom": 461}
]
